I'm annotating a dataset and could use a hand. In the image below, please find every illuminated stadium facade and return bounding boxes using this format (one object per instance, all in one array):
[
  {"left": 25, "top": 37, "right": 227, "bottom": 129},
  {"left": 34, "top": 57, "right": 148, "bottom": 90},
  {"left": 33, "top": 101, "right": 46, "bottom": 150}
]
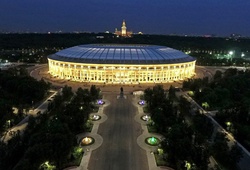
[{"left": 47, "top": 44, "right": 196, "bottom": 84}]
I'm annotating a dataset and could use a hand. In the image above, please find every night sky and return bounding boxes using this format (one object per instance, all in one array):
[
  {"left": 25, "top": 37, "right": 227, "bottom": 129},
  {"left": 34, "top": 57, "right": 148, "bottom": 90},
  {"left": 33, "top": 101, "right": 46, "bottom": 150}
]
[{"left": 0, "top": 0, "right": 250, "bottom": 36}]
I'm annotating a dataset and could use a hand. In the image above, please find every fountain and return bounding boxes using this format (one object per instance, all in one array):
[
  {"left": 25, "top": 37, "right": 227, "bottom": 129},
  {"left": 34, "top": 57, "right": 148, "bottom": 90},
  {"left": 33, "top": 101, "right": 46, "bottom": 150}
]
[
  {"left": 81, "top": 136, "right": 94, "bottom": 146},
  {"left": 141, "top": 115, "right": 151, "bottom": 121},
  {"left": 145, "top": 137, "right": 160, "bottom": 146},
  {"left": 138, "top": 100, "right": 145, "bottom": 105},
  {"left": 90, "top": 114, "right": 101, "bottom": 121},
  {"left": 97, "top": 99, "right": 105, "bottom": 105}
]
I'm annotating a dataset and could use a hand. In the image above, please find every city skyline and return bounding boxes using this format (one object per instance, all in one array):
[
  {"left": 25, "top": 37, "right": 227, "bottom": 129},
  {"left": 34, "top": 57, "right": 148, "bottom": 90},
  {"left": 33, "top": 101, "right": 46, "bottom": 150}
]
[{"left": 0, "top": 0, "right": 250, "bottom": 36}]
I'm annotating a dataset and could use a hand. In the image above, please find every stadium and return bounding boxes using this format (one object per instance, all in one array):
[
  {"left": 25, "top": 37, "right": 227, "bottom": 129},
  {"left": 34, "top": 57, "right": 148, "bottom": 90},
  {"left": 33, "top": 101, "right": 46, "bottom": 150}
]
[{"left": 47, "top": 44, "right": 196, "bottom": 84}]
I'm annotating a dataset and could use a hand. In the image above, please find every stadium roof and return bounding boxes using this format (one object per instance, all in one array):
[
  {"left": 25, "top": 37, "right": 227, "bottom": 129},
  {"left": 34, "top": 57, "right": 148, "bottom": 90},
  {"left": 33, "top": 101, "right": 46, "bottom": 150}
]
[{"left": 48, "top": 44, "right": 195, "bottom": 64}]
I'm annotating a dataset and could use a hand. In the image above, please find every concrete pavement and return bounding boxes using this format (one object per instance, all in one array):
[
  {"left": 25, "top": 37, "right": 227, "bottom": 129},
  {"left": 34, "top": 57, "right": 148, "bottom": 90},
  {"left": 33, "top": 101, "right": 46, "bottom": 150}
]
[{"left": 72, "top": 99, "right": 110, "bottom": 170}]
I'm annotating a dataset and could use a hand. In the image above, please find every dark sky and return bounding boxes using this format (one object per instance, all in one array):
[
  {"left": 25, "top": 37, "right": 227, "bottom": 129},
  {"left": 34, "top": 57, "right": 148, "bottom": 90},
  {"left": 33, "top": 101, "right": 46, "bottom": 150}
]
[{"left": 0, "top": 0, "right": 250, "bottom": 36}]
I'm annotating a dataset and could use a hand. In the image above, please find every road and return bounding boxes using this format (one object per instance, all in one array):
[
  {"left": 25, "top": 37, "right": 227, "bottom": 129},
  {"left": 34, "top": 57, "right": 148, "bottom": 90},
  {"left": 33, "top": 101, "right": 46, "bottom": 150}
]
[{"left": 88, "top": 93, "right": 148, "bottom": 170}]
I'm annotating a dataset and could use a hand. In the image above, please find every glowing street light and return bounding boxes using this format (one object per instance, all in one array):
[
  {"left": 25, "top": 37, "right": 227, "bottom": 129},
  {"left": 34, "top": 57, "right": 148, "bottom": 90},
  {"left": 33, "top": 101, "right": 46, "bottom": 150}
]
[
  {"left": 226, "top": 121, "right": 232, "bottom": 131},
  {"left": 228, "top": 51, "right": 234, "bottom": 60},
  {"left": 7, "top": 120, "right": 11, "bottom": 128}
]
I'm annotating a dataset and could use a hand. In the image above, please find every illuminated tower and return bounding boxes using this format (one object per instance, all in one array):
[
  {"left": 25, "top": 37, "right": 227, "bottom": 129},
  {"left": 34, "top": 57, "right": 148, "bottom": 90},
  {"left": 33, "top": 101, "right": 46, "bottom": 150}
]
[
  {"left": 121, "top": 20, "right": 127, "bottom": 36},
  {"left": 114, "top": 20, "right": 132, "bottom": 37}
]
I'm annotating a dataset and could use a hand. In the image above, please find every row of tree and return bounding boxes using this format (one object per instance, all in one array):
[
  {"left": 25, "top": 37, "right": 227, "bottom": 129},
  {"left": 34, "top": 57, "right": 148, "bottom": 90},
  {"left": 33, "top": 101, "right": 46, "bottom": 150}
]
[
  {"left": 183, "top": 68, "right": 250, "bottom": 151},
  {"left": 144, "top": 85, "right": 242, "bottom": 170}
]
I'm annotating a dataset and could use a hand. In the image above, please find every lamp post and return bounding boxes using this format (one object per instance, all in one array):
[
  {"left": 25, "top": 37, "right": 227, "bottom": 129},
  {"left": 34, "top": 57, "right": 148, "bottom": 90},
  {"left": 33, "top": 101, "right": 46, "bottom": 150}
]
[
  {"left": 7, "top": 120, "right": 11, "bottom": 128},
  {"left": 226, "top": 121, "right": 232, "bottom": 131},
  {"left": 229, "top": 51, "right": 234, "bottom": 61}
]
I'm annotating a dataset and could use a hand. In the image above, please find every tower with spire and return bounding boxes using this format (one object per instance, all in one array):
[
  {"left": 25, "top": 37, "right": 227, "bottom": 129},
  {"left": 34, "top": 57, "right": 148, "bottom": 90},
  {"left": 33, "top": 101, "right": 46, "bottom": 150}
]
[
  {"left": 121, "top": 20, "right": 127, "bottom": 36},
  {"left": 114, "top": 20, "right": 132, "bottom": 37}
]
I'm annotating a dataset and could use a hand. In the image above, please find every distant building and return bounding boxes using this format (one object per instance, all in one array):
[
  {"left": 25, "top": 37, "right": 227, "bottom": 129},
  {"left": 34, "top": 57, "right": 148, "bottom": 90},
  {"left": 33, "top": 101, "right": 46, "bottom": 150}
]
[{"left": 114, "top": 20, "right": 133, "bottom": 37}]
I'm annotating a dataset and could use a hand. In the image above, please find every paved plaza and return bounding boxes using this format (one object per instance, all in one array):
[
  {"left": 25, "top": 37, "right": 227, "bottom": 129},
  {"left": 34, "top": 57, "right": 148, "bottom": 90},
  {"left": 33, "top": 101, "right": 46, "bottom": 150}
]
[{"left": 74, "top": 92, "right": 168, "bottom": 170}]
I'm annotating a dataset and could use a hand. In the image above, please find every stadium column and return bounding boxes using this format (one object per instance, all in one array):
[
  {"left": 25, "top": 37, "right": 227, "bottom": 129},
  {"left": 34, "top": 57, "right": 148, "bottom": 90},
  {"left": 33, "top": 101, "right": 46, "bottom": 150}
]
[
  {"left": 160, "top": 66, "right": 164, "bottom": 82},
  {"left": 154, "top": 66, "right": 156, "bottom": 82},
  {"left": 168, "top": 66, "right": 170, "bottom": 81},
  {"left": 111, "top": 66, "right": 113, "bottom": 83},
  {"left": 146, "top": 67, "right": 149, "bottom": 82},
  {"left": 74, "top": 65, "right": 76, "bottom": 80},
  {"left": 80, "top": 65, "right": 83, "bottom": 81},
  {"left": 87, "top": 66, "right": 90, "bottom": 81}
]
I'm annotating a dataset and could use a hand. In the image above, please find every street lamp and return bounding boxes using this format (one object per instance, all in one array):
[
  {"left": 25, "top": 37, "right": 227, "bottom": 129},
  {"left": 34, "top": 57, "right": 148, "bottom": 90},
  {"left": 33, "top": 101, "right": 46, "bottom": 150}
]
[
  {"left": 228, "top": 51, "right": 234, "bottom": 61},
  {"left": 7, "top": 120, "right": 11, "bottom": 128},
  {"left": 226, "top": 121, "right": 232, "bottom": 131}
]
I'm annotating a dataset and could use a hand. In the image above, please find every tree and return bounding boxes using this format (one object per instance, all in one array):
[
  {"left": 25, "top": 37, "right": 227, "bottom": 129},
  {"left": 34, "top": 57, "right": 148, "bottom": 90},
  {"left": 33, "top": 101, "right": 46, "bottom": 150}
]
[
  {"left": 213, "top": 70, "right": 223, "bottom": 81},
  {"left": 90, "top": 85, "right": 100, "bottom": 101},
  {"left": 62, "top": 85, "right": 73, "bottom": 100},
  {"left": 192, "top": 114, "right": 213, "bottom": 145},
  {"left": 229, "top": 144, "right": 243, "bottom": 166},
  {"left": 179, "top": 96, "right": 191, "bottom": 115},
  {"left": 161, "top": 123, "right": 193, "bottom": 169},
  {"left": 211, "top": 132, "right": 230, "bottom": 167},
  {"left": 168, "top": 85, "right": 176, "bottom": 101},
  {"left": 144, "top": 88, "right": 153, "bottom": 111},
  {"left": 224, "top": 68, "right": 238, "bottom": 77}
]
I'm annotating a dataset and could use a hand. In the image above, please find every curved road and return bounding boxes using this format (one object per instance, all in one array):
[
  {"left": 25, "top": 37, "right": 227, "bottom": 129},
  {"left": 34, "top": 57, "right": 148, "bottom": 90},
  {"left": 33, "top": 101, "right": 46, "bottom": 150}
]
[{"left": 88, "top": 94, "right": 148, "bottom": 170}]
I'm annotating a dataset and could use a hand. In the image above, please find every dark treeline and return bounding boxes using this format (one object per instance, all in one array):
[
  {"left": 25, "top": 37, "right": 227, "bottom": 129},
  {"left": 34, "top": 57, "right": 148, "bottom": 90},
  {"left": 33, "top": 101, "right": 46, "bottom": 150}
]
[
  {"left": 143, "top": 85, "right": 242, "bottom": 170},
  {"left": 183, "top": 68, "right": 250, "bottom": 151},
  {"left": 0, "top": 84, "right": 101, "bottom": 170},
  {"left": 1, "top": 33, "right": 250, "bottom": 52},
  {"left": 0, "top": 67, "right": 50, "bottom": 132}
]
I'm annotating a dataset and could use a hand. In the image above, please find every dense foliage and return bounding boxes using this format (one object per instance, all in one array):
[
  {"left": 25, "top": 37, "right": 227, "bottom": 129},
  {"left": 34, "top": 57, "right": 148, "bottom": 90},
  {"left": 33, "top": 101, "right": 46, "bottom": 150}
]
[
  {"left": 183, "top": 68, "right": 250, "bottom": 151},
  {"left": 0, "top": 83, "right": 100, "bottom": 169},
  {"left": 144, "top": 84, "right": 242, "bottom": 169},
  {"left": 144, "top": 85, "right": 212, "bottom": 169},
  {"left": 0, "top": 67, "right": 50, "bottom": 133}
]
